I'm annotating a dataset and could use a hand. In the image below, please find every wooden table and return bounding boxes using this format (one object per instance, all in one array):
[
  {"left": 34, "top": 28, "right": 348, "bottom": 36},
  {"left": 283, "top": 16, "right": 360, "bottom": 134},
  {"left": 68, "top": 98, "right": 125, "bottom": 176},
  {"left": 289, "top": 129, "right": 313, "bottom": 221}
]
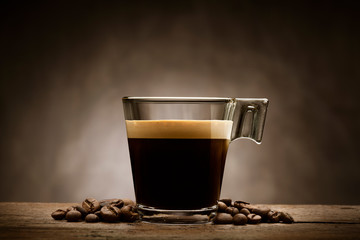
[{"left": 0, "top": 202, "right": 359, "bottom": 239}]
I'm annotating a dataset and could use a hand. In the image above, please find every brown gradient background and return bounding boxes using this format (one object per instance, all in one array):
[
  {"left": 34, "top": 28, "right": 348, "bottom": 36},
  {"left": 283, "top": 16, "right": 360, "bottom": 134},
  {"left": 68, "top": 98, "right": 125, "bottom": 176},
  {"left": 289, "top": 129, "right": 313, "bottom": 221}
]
[{"left": 1, "top": 1, "right": 359, "bottom": 204}]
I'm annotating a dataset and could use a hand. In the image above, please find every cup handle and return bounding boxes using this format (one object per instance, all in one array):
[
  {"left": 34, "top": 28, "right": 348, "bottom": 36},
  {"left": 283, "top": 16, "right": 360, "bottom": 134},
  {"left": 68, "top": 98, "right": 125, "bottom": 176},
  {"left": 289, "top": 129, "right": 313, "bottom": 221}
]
[{"left": 230, "top": 98, "right": 269, "bottom": 144}]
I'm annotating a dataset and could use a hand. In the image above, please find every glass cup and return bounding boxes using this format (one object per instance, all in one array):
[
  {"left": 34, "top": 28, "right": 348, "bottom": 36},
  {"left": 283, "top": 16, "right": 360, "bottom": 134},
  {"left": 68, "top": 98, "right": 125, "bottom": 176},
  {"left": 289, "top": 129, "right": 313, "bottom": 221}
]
[{"left": 123, "top": 97, "right": 269, "bottom": 224}]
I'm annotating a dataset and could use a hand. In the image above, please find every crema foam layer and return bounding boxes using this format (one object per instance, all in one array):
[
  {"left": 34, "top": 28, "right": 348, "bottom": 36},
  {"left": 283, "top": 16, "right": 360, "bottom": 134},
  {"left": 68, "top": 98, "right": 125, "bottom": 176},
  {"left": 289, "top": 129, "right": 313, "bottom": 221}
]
[{"left": 126, "top": 120, "right": 233, "bottom": 139}]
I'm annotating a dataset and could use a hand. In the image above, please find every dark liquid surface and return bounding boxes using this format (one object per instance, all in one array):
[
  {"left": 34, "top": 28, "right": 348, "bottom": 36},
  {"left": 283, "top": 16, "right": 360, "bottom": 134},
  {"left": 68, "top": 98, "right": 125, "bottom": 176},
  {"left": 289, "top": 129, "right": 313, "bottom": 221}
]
[{"left": 128, "top": 138, "right": 229, "bottom": 210}]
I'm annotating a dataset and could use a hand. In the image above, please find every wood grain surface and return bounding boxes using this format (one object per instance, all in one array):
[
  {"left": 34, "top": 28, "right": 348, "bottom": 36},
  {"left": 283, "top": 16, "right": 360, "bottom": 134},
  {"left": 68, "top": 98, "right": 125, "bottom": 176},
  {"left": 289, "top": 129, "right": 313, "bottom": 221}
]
[{"left": 0, "top": 202, "right": 359, "bottom": 239}]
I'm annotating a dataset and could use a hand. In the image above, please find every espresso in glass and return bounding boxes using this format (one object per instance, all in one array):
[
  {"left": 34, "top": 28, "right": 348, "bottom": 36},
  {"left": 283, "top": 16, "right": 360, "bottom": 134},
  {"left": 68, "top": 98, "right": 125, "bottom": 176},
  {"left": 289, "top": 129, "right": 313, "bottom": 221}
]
[
  {"left": 123, "top": 96, "right": 269, "bottom": 224},
  {"left": 126, "top": 120, "right": 232, "bottom": 211}
]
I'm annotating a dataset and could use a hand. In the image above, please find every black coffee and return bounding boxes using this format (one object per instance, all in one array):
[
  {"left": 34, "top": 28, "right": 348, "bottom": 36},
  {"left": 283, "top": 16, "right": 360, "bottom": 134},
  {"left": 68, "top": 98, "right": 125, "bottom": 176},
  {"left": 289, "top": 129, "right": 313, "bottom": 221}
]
[{"left": 126, "top": 120, "right": 232, "bottom": 210}]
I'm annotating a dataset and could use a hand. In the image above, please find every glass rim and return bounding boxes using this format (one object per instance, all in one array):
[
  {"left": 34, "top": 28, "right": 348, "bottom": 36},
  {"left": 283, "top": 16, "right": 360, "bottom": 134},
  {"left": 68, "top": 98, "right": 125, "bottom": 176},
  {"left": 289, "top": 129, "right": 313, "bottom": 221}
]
[{"left": 123, "top": 96, "right": 268, "bottom": 103}]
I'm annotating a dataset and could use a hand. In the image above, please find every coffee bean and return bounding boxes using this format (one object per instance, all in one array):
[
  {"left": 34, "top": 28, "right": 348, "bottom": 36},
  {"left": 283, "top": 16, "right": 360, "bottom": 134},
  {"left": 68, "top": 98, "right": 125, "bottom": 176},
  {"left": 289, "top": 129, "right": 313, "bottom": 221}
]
[
  {"left": 247, "top": 213, "right": 262, "bottom": 224},
  {"left": 267, "top": 210, "right": 281, "bottom": 223},
  {"left": 66, "top": 206, "right": 76, "bottom": 212},
  {"left": 233, "top": 200, "right": 249, "bottom": 205},
  {"left": 251, "top": 207, "right": 271, "bottom": 217},
  {"left": 218, "top": 201, "right": 227, "bottom": 212},
  {"left": 225, "top": 207, "right": 232, "bottom": 214},
  {"left": 100, "top": 199, "right": 115, "bottom": 208},
  {"left": 225, "top": 207, "right": 239, "bottom": 216},
  {"left": 213, "top": 213, "right": 233, "bottom": 224},
  {"left": 110, "top": 199, "right": 124, "bottom": 208},
  {"left": 239, "top": 208, "right": 250, "bottom": 216},
  {"left": 85, "top": 214, "right": 99, "bottom": 223},
  {"left": 280, "top": 212, "right": 294, "bottom": 223},
  {"left": 251, "top": 206, "right": 270, "bottom": 222},
  {"left": 232, "top": 208, "right": 240, "bottom": 216},
  {"left": 219, "top": 198, "right": 232, "bottom": 207},
  {"left": 99, "top": 199, "right": 124, "bottom": 208},
  {"left": 51, "top": 209, "right": 67, "bottom": 220},
  {"left": 94, "top": 210, "right": 102, "bottom": 219},
  {"left": 65, "top": 210, "right": 82, "bottom": 222},
  {"left": 122, "top": 199, "right": 136, "bottom": 207},
  {"left": 233, "top": 201, "right": 255, "bottom": 210},
  {"left": 233, "top": 213, "right": 248, "bottom": 225},
  {"left": 82, "top": 198, "right": 101, "bottom": 213},
  {"left": 74, "top": 205, "right": 88, "bottom": 219},
  {"left": 121, "top": 205, "right": 139, "bottom": 222},
  {"left": 100, "top": 205, "right": 121, "bottom": 222}
]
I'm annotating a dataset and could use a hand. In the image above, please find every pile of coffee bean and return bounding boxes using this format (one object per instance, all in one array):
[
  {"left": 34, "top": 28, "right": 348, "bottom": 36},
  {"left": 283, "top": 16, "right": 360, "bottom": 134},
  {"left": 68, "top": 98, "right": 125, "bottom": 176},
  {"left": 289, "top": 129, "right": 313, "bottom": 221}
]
[
  {"left": 213, "top": 199, "right": 294, "bottom": 225},
  {"left": 52, "top": 197, "right": 294, "bottom": 225},
  {"left": 51, "top": 197, "right": 139, "bottom": 223}
]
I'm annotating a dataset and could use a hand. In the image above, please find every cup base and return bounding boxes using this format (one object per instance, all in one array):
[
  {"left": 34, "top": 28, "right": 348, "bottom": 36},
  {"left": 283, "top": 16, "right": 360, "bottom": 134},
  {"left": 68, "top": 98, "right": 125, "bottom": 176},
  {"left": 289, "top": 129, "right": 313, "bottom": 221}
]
[{"left": 136, "top": 204, "right": 217, "bottom": 224}]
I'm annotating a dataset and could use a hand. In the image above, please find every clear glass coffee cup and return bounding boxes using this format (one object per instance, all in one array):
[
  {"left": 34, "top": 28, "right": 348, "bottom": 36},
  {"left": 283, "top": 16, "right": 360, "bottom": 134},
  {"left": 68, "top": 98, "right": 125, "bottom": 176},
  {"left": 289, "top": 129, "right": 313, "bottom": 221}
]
[{"left": 123, "top": 97, "right": 269, "bottom": 224}]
